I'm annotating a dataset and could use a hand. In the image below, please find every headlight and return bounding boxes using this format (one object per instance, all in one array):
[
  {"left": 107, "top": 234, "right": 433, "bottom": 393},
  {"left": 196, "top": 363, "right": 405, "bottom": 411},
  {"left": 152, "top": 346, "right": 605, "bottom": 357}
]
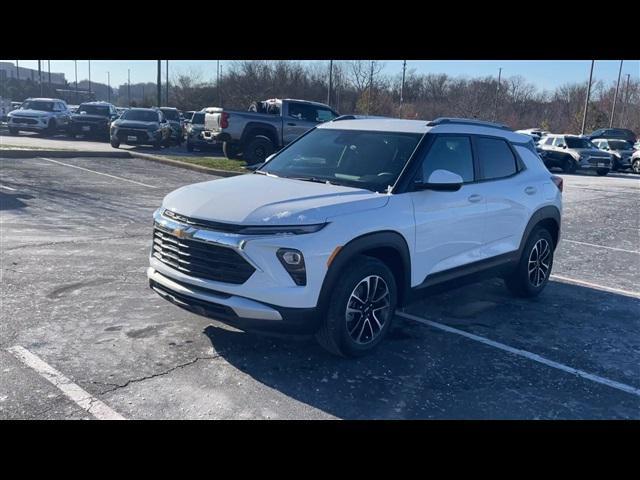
[
  {"left": 238, "top": 223, "right": 327, "bottom": 235},
  {"left": 277, "top": 248, "right": 306, "bottom": 286}
]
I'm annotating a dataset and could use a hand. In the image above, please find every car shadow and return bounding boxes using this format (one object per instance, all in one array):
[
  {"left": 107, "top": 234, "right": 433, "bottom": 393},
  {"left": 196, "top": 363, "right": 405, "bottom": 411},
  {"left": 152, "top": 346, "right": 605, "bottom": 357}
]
[
  {"left": 200, "top": 278, "right": 640, "bottom": 419},
  {"left": 0, "top": 191, "right": 35, "bottom": 211}
]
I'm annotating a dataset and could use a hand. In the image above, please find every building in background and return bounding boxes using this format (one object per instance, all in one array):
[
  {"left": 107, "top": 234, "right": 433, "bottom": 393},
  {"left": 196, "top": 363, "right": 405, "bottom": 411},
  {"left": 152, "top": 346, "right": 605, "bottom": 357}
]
[{"left": 0, "top": 62, "right": 66, "bottom": 86}]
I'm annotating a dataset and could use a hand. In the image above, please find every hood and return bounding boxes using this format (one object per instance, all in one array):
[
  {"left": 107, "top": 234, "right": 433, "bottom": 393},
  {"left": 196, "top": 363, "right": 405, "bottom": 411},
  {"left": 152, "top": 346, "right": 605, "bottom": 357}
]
[
  {"left": 9, "top": 109, "right": 49, "bottom": 117},
  {"left": 162, "top": 173, "right": 389, "bottom": 225},
  {"left": 114, "top": 120, "right": 158, "bottom": 129},
  {"left": 72, "top": 113, "right": 108, "bottom": 121},
  {"left": 574, "top": 148, "right": 610, "bottom": 158}
]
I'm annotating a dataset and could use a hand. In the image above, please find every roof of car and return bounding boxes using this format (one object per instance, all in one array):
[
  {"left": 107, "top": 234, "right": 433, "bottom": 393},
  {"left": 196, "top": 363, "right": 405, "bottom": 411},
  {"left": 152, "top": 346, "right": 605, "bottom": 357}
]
[
  {"left": 25, "top": 97, "right": 65, "bottom": 102},
  {"left": 318, "top": 116, "right": 532, "bottom": 143},
  {"left": 79, "top": 101, "right": 113, "bottom": 106}
]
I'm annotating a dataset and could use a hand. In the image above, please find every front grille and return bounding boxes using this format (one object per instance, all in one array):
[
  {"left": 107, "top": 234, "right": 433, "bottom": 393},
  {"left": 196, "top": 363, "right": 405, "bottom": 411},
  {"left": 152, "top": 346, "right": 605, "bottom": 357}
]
[
  {"left": 12, "top": 117, "right": 38, "bottom": 124},
  {"left": 588, "top": 157, "right": 610, "bottom": 166},
  {"left": 163, "top": 209, "right": 248, "bottom": 233},
  {"left": 118, "top": 128, "right": 147, "bottom": 142},
  {"left": 152, "top": 226, "right": 255, "bottom": 284}
]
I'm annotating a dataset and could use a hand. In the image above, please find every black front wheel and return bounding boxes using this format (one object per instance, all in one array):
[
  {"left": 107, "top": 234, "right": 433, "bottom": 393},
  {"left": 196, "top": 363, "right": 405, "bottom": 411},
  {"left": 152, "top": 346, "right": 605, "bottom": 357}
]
[
  {"left": 8, "top": 127, "right": 19, "bottom": 135},
  {"left": 110, "top": 137, "right": 120, "bottom": 148},
  {"left": 596, "top": 168, "right": 609, "bottom": 176},
  {"left": 504, "top": 227, "right": 554, "bottom": 298},
  {"left": 315, "top": 255, "right": 397, "bottom": 357},
  {"left": 222, "top": 141, "right": 241, "bottom": 160},
  {"left": 632, "top": 159, "right": 640, "bottom": 174},
  {"left": 562, "top": 157, "right": 576, "bottom": 173}
]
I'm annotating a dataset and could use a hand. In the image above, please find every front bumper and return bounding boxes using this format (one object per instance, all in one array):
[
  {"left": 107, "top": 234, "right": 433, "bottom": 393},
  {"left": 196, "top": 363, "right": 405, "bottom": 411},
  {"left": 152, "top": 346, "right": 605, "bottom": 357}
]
[
  {"left": 72, "top": 121, "right": 109, "bottom": 135},
  {"left": 112, "top": 128, "right": 160, "bottom": 145},
  {"left": 148, "top": 267, "right": 320, "bottom": 333},
  {"left": 578, "top": 157, "right": 611, "bottom": 170},
  {"left": 8, "top": 117, "right": 49, "bottom": 130}
]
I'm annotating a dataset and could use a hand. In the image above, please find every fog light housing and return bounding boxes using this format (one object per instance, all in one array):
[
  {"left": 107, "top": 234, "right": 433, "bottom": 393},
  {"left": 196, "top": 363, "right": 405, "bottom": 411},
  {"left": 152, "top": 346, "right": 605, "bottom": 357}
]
[{"left": 277, "top": 248, "right": 306, "bottom": 286}]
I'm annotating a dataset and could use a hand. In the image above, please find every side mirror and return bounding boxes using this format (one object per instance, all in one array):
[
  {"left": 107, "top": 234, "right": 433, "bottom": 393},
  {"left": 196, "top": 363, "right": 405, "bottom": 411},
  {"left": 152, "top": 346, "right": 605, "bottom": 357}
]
[
  {"left": 414, "top": 169, "right": 464, "bottom": 192},
  {"left": 562, "top": 145, "right": 567, "bottom": 149}
]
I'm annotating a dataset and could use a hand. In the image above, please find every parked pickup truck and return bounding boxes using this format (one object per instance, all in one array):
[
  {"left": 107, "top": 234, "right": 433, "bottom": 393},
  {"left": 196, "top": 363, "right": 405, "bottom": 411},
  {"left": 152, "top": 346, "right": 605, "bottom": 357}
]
[{"left": 205, "top": 98, "right": 339, "bottom": 164}]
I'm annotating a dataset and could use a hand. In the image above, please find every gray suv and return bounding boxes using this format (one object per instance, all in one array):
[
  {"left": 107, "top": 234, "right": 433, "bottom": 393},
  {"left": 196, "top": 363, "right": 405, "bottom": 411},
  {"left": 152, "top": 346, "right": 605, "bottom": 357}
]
[
  {"left": 110, "top": 108, "right": 172, "bottom": 149},
  {"left": 538, "top": 134, "right": 612, "bottom": 175},
  {"left": 7, "top": 98, "right": 71, "bottom": 136},
  {"left": 591, "top": 138, "right": 635, "bottom": 171}
]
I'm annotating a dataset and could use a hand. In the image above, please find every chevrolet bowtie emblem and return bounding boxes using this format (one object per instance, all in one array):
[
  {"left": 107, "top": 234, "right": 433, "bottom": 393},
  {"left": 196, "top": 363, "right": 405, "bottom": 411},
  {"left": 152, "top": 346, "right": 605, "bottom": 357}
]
[{"left": 173, "top": 228, "right": 188, "bottom": 239}]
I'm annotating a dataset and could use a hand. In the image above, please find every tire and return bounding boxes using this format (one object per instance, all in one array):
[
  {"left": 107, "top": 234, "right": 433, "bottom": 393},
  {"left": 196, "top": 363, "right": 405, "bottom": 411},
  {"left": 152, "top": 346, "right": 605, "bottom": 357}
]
[
  {"left": 315, "top": 255, "right": 397, "bottom": 357},
  {"left": 153, "top": 140, "right": 162, "bottom": 149},
  {"left": 186, "top": 141, "right": 194, "bottom": 152},
  {"left": 110, "top": 137, "right": 120, "bottom": 148},
  {"left": 504, "top": 227, "right": 554, "bottom": 298},
  {"left": 562, "top": 157, "right": 576, "bottom": 173},
  {"left": 632, "top": 159, "right": 640, "bottom": 174},
  {"left": 223, "top": 141, "right": 241, "bottom": 160},
  {"left": 596, "top": 168, "right": 609, "bottom": 176},
  {"left": 44, "top": 119, "right": 57, "bottom": 137},
  {"left": 8, "top": 127, "right": 19, "bottom": 135},
  {"left": 244, "top": 136, "right": 274, "bottom": 165}
]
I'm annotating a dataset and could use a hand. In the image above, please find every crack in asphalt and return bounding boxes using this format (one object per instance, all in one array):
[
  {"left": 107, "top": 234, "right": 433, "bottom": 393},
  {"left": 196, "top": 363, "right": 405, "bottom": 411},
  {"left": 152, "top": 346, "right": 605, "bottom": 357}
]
[{"left": 92, "top": 354, "right": 223, "bottom": 395}]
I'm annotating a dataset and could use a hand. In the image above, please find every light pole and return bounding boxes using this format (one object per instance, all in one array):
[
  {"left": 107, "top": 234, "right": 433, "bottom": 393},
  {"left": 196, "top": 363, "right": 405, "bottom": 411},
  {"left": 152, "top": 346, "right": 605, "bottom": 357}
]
[
  {"left": 48, "top": 60, "right": 51, "bottom": 93},
  {"left": 620, "top": 73, "right": 631, "bottom": 127},
  {"left": 327, "top": 60, "right": 333, "bottom": 107},
  {"left": 74, "top": 60, "right": 78, "bottom": 104},
  {"left": 400, "top": 60, "right": 407, "bottom": 115},
  {"left": 580, "top": 60, "right": 595, "bottom": 136},
  {"left": 494, "top": 67, "right": 502, "bottom": 122},
  {"left": 609, "top": 60, "right": 624, "bottom": 128},
  {"left": 38, "top": 60, "right": 43, "bottom": 96},
  {"left": 217, "top": 60, "right": 221, "bottom": 106},
  {"left": 15, "top": 60, "right": 19, "bottom": 81},
  {"left": 127, "top": 68, "right": 131, "bottom": 106},
  {"left": 88, "top": 60, "right": 91, "bottom": 95},
  {"left": 157, "top": 60, "right": 161, "bottom": 108},
  {"left": 107, "top": 72, "right": 111, "bottom": 103},
  {"left": 367, "top": 61, "right": 374, "bottom": 115},
  {"left": 165, "top": 60, "right": 169, "bottom": 106}
]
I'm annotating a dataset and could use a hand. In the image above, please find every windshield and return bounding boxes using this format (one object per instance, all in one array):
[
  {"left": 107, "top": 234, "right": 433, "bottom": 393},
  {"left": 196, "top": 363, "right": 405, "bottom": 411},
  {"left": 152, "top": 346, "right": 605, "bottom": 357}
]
[
  {"left": 191, "top": 112, "right": 205, "bottom": 125},
  {"left": 22, "top": 100, "right": 54, "bottom": 111},
  {"left": 121, "top": 110, "right": 159, "bottom": 122},
  {"left": 78, "top": 104, "right": 109, "bottom": 116},
  {"left": 161, "top": 109, "right": 180, "bottom": 121},
  {"left": 565, "top": 137, "right": 594, "bottom": 149},
  {"left": 260, "top": 128, "right": 422, "bottom": 192},
  {"left": 607, "top": 140, "right": 632, "bottom": 150}
]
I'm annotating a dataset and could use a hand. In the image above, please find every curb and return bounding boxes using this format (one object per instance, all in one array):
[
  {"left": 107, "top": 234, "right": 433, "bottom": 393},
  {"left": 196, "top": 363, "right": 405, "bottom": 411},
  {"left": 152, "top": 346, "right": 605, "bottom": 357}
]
[
  {"left": 1, "top": 149, "right": 131, "bottom": 159},
  {"left": 126, "top": 151, "right": 246, "bottom": 177},
  {"left": 1, "top": 148, "right": 247, "bottom": 177}
]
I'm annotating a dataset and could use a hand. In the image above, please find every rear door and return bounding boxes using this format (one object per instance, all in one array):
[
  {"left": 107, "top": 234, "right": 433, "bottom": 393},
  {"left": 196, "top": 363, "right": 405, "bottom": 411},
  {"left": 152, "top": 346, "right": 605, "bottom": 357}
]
[{"left": 474, "top": 136, "right": 532, "bottom": 258}]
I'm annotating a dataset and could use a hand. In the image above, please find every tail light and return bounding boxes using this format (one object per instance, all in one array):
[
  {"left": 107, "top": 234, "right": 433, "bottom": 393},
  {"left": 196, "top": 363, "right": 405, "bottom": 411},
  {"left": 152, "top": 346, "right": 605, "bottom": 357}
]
[
  {"left": 551, "top": 175, "right": 563, "bottom": 193},
  {"left": 220, "top": 112, "right": 229, "bottom": 129}
]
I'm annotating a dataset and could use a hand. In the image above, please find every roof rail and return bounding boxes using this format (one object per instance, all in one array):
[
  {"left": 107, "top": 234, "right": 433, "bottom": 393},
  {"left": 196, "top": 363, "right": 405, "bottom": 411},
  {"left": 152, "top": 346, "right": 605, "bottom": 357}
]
[
  {"left": 332, "top": 114, "right": 388, "bottom": 122},
  {"left": 426, "top": 117, "right": 511, "bottom": 130}
]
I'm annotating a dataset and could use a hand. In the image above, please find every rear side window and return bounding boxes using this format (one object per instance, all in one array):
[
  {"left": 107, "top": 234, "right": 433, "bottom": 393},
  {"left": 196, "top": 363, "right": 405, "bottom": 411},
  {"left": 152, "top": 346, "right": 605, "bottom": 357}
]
[
  {"left": 421, "top": 136, "right": 474, "bottom": 183},
  {"left": 476, "top": 137, "right": 517, "bottom": 180}
]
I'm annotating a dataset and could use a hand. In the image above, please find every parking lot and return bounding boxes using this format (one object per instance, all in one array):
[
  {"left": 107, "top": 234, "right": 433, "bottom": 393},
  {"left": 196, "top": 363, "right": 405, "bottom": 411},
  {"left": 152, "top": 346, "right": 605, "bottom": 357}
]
[{"left": 1, "top": 150, "right": 639, "bottom": 419}]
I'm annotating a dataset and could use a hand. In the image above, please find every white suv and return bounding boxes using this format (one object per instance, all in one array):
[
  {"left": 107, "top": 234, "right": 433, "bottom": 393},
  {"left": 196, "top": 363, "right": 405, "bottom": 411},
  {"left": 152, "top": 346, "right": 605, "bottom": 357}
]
[{"left": 148, "top": 117, "right": 563, "bottom": 356}]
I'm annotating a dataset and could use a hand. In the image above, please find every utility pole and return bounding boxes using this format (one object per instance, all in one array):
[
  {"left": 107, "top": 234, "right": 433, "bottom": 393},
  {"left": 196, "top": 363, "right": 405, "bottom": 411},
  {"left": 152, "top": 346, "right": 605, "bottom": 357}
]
[
  {"left": 400, "top": 60, "right": 407, "bottom": 115},
  {"left": 367, "top": 61, "right": 374, "bottom": 115},
  {"left": 127, "top": 68, "right": 131, "bottom": 106},
  {"left": 609, "top": 60, "right": 623, "bottom": 128},
  {"left": 620, "top": 73, "right": 631, "bottom": 128},
  {"left": 47, "top": 60, "right": 51, "bottom": 93},
  {"left": 16, "top": 60, "right": 19, "bottom": 81},
  {"left": 494, "top": 67, "right": 502, "bottom": 122},
  {"left": 74, "top": 60, "right": 78, "bottom": 104},
  {"left": 142, "top": 85, "right": 145, "bottom": 105},
  {"left": 217, "top": 60, "right": 221, "bottom": 106},
  {"left": 38, "top": 60, "right": 42, "bottom": 96},
  {"left": 107, "top": 72, "right": 111, "bottom": 103},
  {"left": 165, "top": 60, "right": 169, "bottom": 106},
  {"left": 88, "top": 60, "right": 91, "bottom": 94},
  {"left": 327, "top": 60, "right": 333, "bottom": 107},
  {"left": 157, "top": 60, "right": 161, "bottom": 108},
  {"left": 580, "top": 60, "right": 595, "bottom": 136}
]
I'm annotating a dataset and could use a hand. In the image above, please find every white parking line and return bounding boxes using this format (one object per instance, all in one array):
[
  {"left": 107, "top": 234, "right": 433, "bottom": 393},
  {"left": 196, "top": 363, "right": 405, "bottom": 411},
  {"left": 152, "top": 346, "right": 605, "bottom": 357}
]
[
  {"left": 562, "top": 239, "right": 639, "bottom": 254},
  {"left": 39, "top": 157, "right": 157, "bottom": 189},
  {"left": 550, "top": 274, "right": 640, "bottom": 299},
  {"left": 396, "top": 311, "right": 640, "bottom": 398},
  {"left": 0, "top": 185, "right": 17, "bottom": 191},
  {"left": 7, "top": 346, "right": 126, "bottom": 420}
]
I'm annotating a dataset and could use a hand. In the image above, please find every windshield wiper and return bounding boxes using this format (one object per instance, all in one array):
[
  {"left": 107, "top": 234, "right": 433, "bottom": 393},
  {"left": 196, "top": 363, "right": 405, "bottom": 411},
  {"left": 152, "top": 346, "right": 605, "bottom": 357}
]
[{"left": 288, "top": 176, "right": 335, "bottom": 185}]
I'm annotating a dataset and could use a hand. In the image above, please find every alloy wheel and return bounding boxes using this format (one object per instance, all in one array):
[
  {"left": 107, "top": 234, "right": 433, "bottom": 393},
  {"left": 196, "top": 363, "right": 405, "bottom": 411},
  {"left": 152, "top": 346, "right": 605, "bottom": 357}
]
[
  {"left": 528, "top": 238, "right": 551, "bottom": 288},
  {"left": 345, "top": 275, "right": 391, "bottom": 345}
]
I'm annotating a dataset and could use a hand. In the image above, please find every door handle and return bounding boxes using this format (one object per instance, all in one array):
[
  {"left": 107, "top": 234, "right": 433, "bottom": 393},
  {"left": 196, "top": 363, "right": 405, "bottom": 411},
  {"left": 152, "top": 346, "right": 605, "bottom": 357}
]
[
  {"left": 525, "top": 186, "right": 537, "bottom": 195},
  {"left": 467, "top": 194, "right": 482, "bottom": 203},
  {"left": 287, "top": 122, "right": 297, "bottom": 126}
]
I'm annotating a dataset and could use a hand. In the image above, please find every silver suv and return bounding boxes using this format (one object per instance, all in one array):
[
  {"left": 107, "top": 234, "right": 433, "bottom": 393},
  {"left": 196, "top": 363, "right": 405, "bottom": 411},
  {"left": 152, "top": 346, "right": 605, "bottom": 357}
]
[
  {"left": 538, "top": 134, "right": 612, "bottom": 175},
  {"left": 591, "top": 138, "right": 635, "bottom": 171},
  {"left": 7, "top": 98, "right": 71, "bottom": 136}
]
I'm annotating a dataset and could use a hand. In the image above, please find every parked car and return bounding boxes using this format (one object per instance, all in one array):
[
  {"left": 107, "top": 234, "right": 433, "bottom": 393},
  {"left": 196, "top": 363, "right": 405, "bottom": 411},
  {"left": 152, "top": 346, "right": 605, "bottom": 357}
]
[
  {"left": 181, "top": 110, "right": 195, "bottom": 123},
  {"left": 587, "top": 128, "right": 637, "bottom": 144},
  {"left": 148, "top": 117, "right": 562, "bottom": 356},
  {"left": 159, "top": 107, "right": 184, "bottom": 145},
  {"left": 67, "top": 105, "right": 79, "bottom": 114},
  {"left": 516, "top": 128, "right": 549, "bottom": 143},
  {"left": 116, "top": 107, "right": 128, "bottom": 116},
  {"left": 185, "top": 111, "right": 217, "bottom": 152},
  {"left": 110, "top": 108, "right": 172, "bottom": 149},
  {"left": 538, "top": 134, "right": 612, "bottom": 175},
  {"left": 631, "top": 150, "right": 640, "bottom": 174},
  {"left": 7, "top": 98, "right": 71, "bottom": 136},
  {"left": 70, "top": 101, "right": 119, "bottom": 139},
  {"left": 590, "top": 138, "right": 635, "bottom": 171},
  {"left": 206, "top": 98, "right": 339, "bottom": 164}
]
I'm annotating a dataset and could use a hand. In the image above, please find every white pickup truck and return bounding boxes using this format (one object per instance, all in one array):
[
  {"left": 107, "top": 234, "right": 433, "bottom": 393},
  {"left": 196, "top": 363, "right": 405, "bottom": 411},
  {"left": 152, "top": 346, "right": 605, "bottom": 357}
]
[{"left": 205, "top": 98, "right": 339, "bottom": 164}]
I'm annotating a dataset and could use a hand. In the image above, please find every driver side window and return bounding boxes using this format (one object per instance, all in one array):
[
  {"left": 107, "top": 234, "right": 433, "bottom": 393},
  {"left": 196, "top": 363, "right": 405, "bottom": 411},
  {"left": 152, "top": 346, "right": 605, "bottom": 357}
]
[{"left": 420, "top": 136, "right": 474, "bottom": 183}]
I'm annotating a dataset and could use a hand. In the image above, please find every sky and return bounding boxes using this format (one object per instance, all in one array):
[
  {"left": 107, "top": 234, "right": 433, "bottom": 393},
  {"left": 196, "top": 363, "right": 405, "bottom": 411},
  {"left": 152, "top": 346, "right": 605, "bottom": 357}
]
[{"left": 3, "top": 60, "right": 638, "bottom": 92}]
